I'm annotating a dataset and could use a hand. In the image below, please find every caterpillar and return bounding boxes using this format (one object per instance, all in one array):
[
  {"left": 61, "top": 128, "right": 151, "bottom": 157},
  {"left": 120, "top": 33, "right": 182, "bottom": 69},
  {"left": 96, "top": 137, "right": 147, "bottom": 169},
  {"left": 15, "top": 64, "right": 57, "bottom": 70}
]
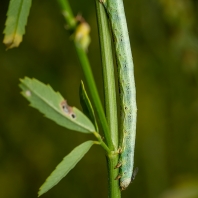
[{"left": 100, "top": 0, "right": 137, "bottom": 190}]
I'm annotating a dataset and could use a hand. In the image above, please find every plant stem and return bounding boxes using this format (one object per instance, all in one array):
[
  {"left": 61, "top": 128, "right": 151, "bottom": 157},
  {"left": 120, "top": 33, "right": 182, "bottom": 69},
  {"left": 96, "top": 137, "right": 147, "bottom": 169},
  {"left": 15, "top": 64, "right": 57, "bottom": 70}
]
[
  {"left": 57, "top": 0, "right": 76, "bottom": 28},
  {"left": 95, "top": 0, "right": 118, "bottom": 149},
  {"left": 56, "top": 0, "right": 114, "bottom": 150},
  {"left": 95, "top": 1, "right": 121, "bottom": 198},
  {"left": 106, "top": 155, "right": 121, "bottom": 198},
  {"left": 74, "top": 45, "right": 113, "bottom": 149},
  {"left": 93, "top": 132, "right": 111, "bottom": 153}
]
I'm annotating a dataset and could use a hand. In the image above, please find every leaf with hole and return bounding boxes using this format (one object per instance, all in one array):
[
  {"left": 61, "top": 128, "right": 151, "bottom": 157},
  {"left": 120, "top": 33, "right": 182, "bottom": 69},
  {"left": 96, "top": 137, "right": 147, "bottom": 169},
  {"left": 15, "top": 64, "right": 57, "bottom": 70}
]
[{"left": 19, "top": 77, "right": 96, "bottom": 133}]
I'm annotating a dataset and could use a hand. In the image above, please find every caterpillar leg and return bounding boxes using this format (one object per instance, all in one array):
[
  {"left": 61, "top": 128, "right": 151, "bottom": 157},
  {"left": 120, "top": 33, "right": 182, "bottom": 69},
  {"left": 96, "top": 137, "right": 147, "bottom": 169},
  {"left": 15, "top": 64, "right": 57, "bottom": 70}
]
[
  {"left": 114, "top": 174, "right": 121, "bottom": 180},
  {"left": 114, "top": 161, "right": 122, "bottom": 169}
]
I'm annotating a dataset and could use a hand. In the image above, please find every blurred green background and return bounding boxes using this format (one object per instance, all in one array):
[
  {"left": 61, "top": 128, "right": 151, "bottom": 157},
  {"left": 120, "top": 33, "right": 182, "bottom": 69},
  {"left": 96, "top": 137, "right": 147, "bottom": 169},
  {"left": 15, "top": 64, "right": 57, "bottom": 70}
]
[{"left": 1, "top": 0, "right": 198, "bottom": 198}]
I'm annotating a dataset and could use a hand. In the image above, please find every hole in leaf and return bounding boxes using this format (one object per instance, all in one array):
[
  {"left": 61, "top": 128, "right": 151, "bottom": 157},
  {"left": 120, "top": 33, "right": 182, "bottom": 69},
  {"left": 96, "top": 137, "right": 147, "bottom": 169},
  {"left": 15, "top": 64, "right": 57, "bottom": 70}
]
[
  {"left": 61, "top": 100, "right": 76, "bottom": 119},
  {"left": 25, "top": 90, "right": 31, "bottom": 97},
  {"left": 71, "top": 114, "right": 76, "bottom": 119}
]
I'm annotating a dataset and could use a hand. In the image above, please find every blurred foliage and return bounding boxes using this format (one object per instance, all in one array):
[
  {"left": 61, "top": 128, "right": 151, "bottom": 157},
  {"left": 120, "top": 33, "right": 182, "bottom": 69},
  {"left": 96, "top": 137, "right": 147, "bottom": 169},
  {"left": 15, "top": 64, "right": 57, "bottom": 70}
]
[{"left": 0, "top": 0, "right": 198, "bottom": 198}]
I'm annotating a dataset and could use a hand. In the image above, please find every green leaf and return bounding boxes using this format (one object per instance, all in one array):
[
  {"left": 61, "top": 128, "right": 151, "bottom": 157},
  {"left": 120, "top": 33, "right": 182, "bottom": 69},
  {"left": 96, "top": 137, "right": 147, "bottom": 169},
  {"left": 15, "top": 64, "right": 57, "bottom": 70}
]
[
  {"left": 3, "top": 0, "right": 32, "bottom": 49},
  {"left": 79, "top": 80, "right": 99, "bottom": 132},
  {"left": 19, "top": 77, "right": 96, "bottom": 133},
  {"left": 38, "top": 140, "right": 95, "bottom": 197}
]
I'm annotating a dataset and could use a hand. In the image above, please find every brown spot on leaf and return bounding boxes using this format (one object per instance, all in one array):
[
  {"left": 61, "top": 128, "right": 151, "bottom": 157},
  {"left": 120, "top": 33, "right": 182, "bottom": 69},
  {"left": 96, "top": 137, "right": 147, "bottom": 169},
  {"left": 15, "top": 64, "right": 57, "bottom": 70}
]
[{"left": 61, "top": 100, "right": 76, "bottom": 119}]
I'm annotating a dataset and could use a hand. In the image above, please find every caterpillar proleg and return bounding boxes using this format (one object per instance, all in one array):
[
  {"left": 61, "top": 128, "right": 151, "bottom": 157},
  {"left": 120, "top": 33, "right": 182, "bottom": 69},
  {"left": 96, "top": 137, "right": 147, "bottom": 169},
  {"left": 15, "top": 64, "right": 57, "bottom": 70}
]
[{"left": 100, "top": 0, "right": 137, "bottom": 190}]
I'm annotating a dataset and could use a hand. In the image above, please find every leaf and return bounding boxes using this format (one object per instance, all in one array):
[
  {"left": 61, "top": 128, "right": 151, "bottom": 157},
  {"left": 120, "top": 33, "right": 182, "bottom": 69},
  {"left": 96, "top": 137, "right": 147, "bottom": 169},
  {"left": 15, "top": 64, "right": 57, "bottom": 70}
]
[
  {"left": 79, "top": 80, "right": 99, "bottom": 132},
  {"left": 3, "top": 0, "right": 32, "bottom": 49},
  {"left": 19, "top": 77, "right": 96, "bottom": 133},
  {"left": 38, "top": 140, "right": 95, "bottom": 197}
]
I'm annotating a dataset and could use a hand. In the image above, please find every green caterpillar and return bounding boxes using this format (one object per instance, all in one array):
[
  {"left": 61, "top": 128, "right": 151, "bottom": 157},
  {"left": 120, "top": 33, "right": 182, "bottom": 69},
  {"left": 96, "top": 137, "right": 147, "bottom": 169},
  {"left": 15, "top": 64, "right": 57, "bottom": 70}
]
[{"left": 100, "top": 0, "right": 137, "bottom": 190}]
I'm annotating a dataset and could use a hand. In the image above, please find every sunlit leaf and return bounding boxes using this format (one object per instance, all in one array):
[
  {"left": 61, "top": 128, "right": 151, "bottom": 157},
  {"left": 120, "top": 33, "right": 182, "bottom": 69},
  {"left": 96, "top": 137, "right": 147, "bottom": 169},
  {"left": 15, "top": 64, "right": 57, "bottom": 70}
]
[
  {"left": 79, "top": 80, "right": 99, "bottom": 132},
  {"left": 19, "top": 77, "right": 96, "bottom": 133},
  {"left": 3, "top": 0, "right": 32, "bottom": 49},
  {"left": 38, "top": 140, "right": 95, "bottom": 196}
]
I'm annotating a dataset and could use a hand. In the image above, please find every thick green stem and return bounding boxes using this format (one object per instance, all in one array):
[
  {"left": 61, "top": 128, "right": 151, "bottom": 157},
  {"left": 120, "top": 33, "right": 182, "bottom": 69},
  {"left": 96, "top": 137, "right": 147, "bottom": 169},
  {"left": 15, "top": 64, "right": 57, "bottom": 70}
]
[
  {"left": 95, "top": 0, "right": 118, "bottom": 149},
  {"left": 56, "top": 0, "right": 114, "bottom": 150},
  {"left": 95, "top": 1, "right": 121, "bottom": 198},
  {"left": 106, "top": 155, "right": 121, "bottom": 198}
]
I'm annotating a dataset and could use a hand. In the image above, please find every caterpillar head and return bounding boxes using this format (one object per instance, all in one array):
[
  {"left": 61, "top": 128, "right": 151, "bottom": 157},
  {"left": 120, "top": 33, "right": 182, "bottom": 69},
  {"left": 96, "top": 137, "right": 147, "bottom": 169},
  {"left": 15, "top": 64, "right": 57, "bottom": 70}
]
[{"left": 120, "top": 178, "right": 131, "bottom": 191}]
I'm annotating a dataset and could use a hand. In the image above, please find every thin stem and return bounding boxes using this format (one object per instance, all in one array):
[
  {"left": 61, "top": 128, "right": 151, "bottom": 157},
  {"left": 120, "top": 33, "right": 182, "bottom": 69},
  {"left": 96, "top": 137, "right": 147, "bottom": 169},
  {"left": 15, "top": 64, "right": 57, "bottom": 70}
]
[
  {"left": 74, "top": 44, "right": 113, "bottom": 149},
  {"left": 93, "top": 132, "right": 111, "bottom": 153},
  {"left": 95, "top": 1, "right": 121, "bottom": 198},
  {"left": 56, "top": 0, "right": 114, "bottom": 150},
  {"left": 57, "top": 0, "right": 76, "bottom": 28}
]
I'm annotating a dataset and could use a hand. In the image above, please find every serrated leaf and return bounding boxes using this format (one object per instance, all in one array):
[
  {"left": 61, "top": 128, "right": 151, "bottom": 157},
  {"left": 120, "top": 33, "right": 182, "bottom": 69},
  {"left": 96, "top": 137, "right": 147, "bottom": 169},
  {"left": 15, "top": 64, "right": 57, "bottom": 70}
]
[
  {"left": 3, "top": 0, "right": 32, "bottom": 49},
  {"left": 19, "top": 77, "right": 96, "bottom": 133},
  {"left": 79, "top": 80, "right": 99, "bottom": 132},
  {"left": 38, "top": 140, "right": 95, "bottom": 197}
]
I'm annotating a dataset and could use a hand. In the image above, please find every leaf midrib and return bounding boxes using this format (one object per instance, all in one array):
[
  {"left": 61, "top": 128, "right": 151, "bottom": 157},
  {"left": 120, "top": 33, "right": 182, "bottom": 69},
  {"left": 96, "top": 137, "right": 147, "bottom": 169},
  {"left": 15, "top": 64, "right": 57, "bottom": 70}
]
[
  {"left": 25, "top": 83, "right": 92, "bottom": 132},
  {"left": 12, "top": 0, "right": 24, "bottom": 41}
]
